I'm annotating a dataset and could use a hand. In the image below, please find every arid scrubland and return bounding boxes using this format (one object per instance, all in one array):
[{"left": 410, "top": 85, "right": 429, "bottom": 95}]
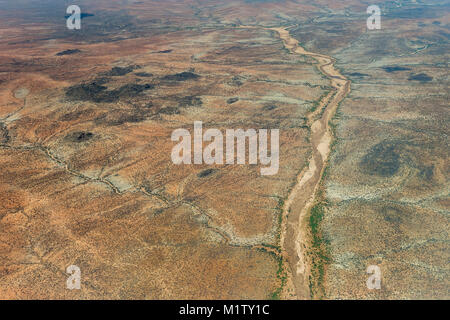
[{"left": 0, "top": 0, "right": 448, "bottom": 299}]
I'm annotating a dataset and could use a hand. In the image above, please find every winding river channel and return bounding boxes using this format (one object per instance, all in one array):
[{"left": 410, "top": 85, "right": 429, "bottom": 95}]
[{"left": 272, "top": 26, "right": 351, "bottom": 299}]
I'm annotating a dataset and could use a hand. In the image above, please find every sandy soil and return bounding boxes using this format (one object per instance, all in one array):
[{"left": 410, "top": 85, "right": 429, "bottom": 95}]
[{"left": 269, "top": 27, "right": 351, "bottom": 299}]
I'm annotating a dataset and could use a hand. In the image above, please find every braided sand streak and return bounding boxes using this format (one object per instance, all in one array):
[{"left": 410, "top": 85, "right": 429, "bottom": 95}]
[{"left": 271, "top": 27, "right": 351, "bottom": 299}]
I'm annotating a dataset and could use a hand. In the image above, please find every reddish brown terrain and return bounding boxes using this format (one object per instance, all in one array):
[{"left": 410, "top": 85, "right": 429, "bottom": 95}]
[{"left": 0, "top": 0, "right": 448, "bottom": 299}]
